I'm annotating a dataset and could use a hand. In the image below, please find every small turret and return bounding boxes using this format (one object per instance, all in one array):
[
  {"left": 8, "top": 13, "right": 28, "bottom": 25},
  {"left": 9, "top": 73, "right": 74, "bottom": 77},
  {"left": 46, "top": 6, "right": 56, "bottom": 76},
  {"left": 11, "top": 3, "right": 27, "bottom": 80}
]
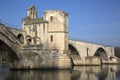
[{"left": 27, "top": 5, "right": 37, "bottom": 19}]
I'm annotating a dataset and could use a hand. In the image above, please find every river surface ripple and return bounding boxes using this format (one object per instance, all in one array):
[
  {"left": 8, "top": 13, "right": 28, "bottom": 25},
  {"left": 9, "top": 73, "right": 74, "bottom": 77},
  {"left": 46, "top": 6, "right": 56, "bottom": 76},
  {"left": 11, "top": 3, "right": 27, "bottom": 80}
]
[{"left": 0, "top": 64, "right": 120, "bottom": 80}]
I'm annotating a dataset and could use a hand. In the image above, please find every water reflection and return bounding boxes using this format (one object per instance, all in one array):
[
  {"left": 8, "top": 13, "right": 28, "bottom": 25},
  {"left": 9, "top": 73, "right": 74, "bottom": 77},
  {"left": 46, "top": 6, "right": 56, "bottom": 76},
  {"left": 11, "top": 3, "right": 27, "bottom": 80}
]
[
  {"left": 1, "top": 64, "right": 120, "bottom": 80},
  {"left": 5, "top": 70, "right": 71, "bottom": 80},
  {"left": 72, "top": 65, "right": 120, "bottom": 80}
]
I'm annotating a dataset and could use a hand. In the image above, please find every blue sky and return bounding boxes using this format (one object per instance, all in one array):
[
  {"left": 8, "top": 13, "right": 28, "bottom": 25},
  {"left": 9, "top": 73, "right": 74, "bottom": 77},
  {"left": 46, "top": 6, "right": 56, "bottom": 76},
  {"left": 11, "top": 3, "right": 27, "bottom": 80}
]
[{"left": 0, "top": 0, "right": 120, "bottom": 46}]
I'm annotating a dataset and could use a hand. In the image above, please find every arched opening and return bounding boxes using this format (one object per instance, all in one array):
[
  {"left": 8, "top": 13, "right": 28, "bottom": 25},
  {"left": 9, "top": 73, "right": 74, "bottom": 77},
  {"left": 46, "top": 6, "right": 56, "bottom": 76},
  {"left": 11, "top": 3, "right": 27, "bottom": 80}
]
[
  {"left": 69, "top": 44, "right": 81, "bottom": 65},
  {"left": 94, "top": 48, "right": 108, "bottom": 61},
  {"left": 17, "top": 34, "right": 24, "bottom": 44},
  {"left": 0, "top": 40, "right": 20, "bottom": 63},
  {"left": 50, "top": 16, "right": 53, "bottom": 21},
  {"left": 69, "top": 44, "right": 79, "bottom": 55},
  {"left": 26, "top": 35, "right": 32, "bottom": 45}
]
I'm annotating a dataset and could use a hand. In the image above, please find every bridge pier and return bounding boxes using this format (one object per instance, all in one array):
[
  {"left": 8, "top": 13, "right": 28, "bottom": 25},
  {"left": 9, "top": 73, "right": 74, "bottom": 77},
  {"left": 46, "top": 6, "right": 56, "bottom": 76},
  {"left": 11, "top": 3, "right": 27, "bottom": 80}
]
[
  {"left": 71, "top": 55, "right": 120, "bottom": 66},
  {"left": 71, "top": 55, "right": 101, "bottom": 66}
]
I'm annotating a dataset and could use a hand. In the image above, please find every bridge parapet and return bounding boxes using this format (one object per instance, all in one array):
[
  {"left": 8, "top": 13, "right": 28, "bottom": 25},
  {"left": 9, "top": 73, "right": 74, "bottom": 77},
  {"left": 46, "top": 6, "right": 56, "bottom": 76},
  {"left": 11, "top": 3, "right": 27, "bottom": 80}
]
[
  {"left": 0, "top": 19, "right": 21, "bottom": 30},
  {"left": 0, "top": 24, "right": 21, "bottom": 45}
]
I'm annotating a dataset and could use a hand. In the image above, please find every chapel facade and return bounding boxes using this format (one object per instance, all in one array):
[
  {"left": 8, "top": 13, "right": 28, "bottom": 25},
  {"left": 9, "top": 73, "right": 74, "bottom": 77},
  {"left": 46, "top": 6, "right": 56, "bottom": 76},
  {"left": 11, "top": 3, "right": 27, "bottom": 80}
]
[{"left": 22, "top": 5, "right": 69, "bottom": 54}]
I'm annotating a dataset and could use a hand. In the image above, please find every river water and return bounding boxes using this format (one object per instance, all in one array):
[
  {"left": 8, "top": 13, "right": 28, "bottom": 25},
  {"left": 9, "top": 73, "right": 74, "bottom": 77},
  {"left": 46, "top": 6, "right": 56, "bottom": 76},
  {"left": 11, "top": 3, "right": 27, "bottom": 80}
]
[{"left": 0, "top": 64, "right": 120, "bottom": 80}]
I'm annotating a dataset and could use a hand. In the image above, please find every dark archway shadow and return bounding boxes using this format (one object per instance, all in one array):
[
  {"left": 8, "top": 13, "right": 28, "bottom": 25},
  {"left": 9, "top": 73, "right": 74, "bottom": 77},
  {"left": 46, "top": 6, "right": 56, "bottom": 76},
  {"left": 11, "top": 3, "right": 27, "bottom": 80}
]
[
  {"left": 17, "top": 34, "right": 24, "bottom": 44},
  {"left": 94, "top": 48, "right": 108, "bottom": 61},
  {"left": 0, "top": 40, "right": 20, "bottom": 63},
  {"left": 69, "top": 44, "right": 81, "bottom": 66},
  {"left": 69, "top": 44, "right": 79, "bottom": 56}
]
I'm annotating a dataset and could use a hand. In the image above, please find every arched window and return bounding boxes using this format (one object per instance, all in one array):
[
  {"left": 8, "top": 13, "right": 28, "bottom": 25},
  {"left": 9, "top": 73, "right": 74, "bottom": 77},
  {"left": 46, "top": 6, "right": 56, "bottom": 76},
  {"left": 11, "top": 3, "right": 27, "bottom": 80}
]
[
  {"left": 17, "top": 34, "right": 24, "bottom": 44},
  {"left": 50, "top": 16, "right": 53, "bottom": 21},
  {"left": 26, "top": 35, "right": 32, "bottom": 45}
]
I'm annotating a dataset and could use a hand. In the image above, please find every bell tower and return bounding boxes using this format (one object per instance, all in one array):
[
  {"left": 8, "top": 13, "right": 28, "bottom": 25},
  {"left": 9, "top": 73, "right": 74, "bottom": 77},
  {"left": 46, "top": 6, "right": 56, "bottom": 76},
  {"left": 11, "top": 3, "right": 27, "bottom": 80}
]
[{"left": 27, "top": 5, "right": 37, "bottom": 19}]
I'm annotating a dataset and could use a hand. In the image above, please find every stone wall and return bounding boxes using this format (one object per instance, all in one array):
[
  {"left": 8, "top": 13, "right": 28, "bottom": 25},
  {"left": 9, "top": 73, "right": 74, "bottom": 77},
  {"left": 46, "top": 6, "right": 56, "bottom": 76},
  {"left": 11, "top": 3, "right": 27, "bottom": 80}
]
[
  {"left": 44, "top": 10, "right": 68, "bottom": 53},
  {"left": 85, "top": 56, "right": 101, "bottom": 65},
  {"left": 72, "top": 56, "right": 101, "bottom": 66}
]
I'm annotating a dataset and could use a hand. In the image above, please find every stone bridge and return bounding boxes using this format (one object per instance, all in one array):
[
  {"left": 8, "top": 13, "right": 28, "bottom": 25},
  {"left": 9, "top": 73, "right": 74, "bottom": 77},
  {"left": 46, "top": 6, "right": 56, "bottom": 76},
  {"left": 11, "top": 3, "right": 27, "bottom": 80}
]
[
  {"left": 69, "top": 39, "right": 114, "bottom": 59},
  {"left": 0, "top": 23, "right": 71, "bottom": 69},
  {"left": 0, "top": 23, "right": 118, "bottom": 68},
  {"left": 0, "top": 23, "right": 22, "bottom": 63},
  {"left": 69, "top": 39, "right": 115, "bottom": 65}
]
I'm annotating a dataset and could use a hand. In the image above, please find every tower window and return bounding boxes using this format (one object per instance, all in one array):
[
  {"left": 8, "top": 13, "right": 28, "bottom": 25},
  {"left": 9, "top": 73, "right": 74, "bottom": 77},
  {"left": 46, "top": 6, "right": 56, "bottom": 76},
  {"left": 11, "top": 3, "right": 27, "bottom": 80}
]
[
  {"left": 50, "top": 35, "right": 53, "bottom": 42},
  {"left": 50, "top": 16, "right": 53, "bottom": 21}
]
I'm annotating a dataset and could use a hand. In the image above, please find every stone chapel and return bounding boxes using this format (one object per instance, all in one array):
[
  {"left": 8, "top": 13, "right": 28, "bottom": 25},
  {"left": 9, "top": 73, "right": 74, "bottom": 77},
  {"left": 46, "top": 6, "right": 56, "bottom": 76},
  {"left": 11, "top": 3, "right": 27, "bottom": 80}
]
[{"left": 22, "top": 5, "right": 69, "bottom": 54}]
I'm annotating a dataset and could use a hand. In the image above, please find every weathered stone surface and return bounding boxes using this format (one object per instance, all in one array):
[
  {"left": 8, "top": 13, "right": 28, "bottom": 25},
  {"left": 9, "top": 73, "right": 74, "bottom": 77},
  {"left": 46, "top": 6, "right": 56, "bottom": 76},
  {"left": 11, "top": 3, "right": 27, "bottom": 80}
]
[
  {"left": 102, "top": 58, "right": 120, "bottom": 64},
  {"left": 8, "top": 51, "right": 71, "bottom": 69},
  {"left": 72, "top": 56, "right": 101, "bottom": 66},
  {"left": 71, "top": 55, "right": 83, "bottom": 65},
  {"left": 85, "top": 56, "right": 101, "bottom": 65},
  {"left": 22, "top": 6, "right": 68, "bottom": 54}
]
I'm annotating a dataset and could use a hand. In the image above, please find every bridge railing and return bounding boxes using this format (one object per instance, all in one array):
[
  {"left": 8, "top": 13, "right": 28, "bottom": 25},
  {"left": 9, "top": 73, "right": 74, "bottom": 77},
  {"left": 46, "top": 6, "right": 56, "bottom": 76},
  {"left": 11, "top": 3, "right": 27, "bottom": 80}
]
[
  {"left": 69, "top": 38, "right": 111, "bottom": 47},
  {"left": 0, "top": 19, "right": 21, "bottom": 30}
]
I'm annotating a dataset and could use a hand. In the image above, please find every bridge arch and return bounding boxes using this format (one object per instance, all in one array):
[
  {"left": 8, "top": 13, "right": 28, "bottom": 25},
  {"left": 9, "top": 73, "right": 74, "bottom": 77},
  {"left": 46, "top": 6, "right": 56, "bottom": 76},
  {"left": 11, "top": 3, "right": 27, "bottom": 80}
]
[
  {"left": 69, "top": 44, "right": 79, "bottom": 55},
  {"left": 68, "top": 43, "right": 81, "bottom": 58},
  {"left": 0, "top": 40, "right": 20, "bottom": 63},
  {"left": 94, "top": 47, "right": 108, "bottom": 60},
  {"left": 0, "top": 24, "right": 21, "bottom": 63}
]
